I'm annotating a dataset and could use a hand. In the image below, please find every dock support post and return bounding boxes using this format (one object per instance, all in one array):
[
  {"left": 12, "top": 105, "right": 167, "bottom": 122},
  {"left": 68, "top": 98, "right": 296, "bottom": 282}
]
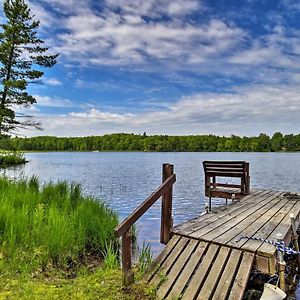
[
  {"left": 276, "top": 233, "right": 286, "bottom": 292},
  {"left": 290, "top": 214, "right": 300, "bottom": 268},
  {"left": 122, "top": 229, "right": 134, "bottom": 286},
  {"left": 161, "top": 163, "right": 174, "bottom": 244}
]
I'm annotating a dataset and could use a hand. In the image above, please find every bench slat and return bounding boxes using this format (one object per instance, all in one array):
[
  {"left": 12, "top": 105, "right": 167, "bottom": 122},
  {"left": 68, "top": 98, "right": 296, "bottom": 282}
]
[
  {"left": 207, "top": 171, "right": 245, "bottom": 178},
  {"left": 210, "top": 183, "right": 242, "bottom": 189}
]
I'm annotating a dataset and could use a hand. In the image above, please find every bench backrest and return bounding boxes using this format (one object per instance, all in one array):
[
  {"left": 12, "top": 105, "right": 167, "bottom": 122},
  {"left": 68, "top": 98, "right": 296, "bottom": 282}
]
[{"left": 203, "top": 160, "right": 250, "bottom": 194}]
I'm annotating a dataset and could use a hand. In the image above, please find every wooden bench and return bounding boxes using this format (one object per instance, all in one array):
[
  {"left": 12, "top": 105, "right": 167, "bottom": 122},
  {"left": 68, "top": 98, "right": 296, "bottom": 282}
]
[{"left": 203, "top": 161, "right": 250, "bottom": 211}]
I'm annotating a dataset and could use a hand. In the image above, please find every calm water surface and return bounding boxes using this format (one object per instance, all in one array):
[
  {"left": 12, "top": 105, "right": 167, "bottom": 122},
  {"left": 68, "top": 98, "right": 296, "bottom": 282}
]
[{"left": 3, "top": 152, "right": 300, "bottom": 253}]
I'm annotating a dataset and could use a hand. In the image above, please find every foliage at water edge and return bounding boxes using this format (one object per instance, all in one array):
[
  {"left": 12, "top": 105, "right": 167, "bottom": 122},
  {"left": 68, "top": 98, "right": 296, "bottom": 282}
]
[{"left": 0, "top": 132, "right": 299, "bottom": 152}]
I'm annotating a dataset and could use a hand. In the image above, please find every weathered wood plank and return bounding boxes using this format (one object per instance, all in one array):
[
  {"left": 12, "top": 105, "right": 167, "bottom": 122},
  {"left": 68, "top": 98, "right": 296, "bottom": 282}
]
[
  {"left": 150, "top": 236, "right": 190, "bottom": 287},
  {"left": 241, "top": 197, "right": 295, "bottom": 253},
  {"left": 196, "top": 246, "right": 231, "bottom": 300},
  {"left": 204, "top": 160, "right": 247, "bottom": 165},
  {"left": 179, "top": 190, "right": 271, "bottom": 237},
  {"left": 228, "top": 252, "right": 254, "bottom": 300},
  {"left": 216, "top": 192, "right": 284, "bottom": 247},
  {"left": 258, "top": 200, "right": 300, "bottom": 256},
  {"left": 166, "top": 241, "right": 208, "bottom": 300},
  {"left": 255, "top": 255, "right": 269, "bottom": 274},
  {"left": 144, "top": 235, "right": 180, "bottom": 282},
  {"left": 207, "top": 171, "right": 244, "bottom": 177},
  {"left": 172, "top": 190, "right": 265, "bottom": 235},
  {"left": 191, "top": 190, "right": 278, "bottom": 240},
  {"left": 156, "top": 239, "right": 198, "bottom": 299},
  {"left": 211, "top": 249, "right": 242, "bottom": 300},
  {"left": 226, "top": 192, "right": 285, "bottom": 248},
  {"left": 181, "top": 244, "right": 219, "bottom": 300}
]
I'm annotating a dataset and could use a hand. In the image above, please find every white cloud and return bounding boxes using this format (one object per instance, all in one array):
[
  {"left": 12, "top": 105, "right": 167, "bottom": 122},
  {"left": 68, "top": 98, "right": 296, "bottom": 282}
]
[
  {"left": 53, "top": 13, "right": 245, "bottom": 66},
  {"left": 27, "top": 0, "right": 300, "bottom": 82},
  {"left": 34, "top": 95, "right": 74, "bottom": 108},
  {"left": 281, "top": 0, "right": 300, "bottom": 12},
  {"left": 21, "top": 83, "right": 300, "bottom": 136},
  {"left": 28, "top": 1, "right": 55, "bottom": 28},
  {"left": 228, "top": 26, "right": 300, "bottom": 68},
  {"left": 43, "top": 78, "right": 62, "bottom": 86},
  {"left": 105, "top": 0, "right": 201, "bottom": 18},
  {"left": 69, "top": 108, "right": 135, "bottom": 123}
]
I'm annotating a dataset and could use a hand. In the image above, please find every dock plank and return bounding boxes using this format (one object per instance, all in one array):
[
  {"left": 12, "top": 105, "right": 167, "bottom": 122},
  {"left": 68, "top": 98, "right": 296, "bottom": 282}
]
[
  {"left": 258, "top": 199, "right": 300, "bottom": 256},
  {"left": 241, "top": 197, "right": 295, "bottom": 253},
  {"left": 156, "top": 238, "right": 198, "bottom": 299},
  {"left": 226, "top": 192, "right": 285, "bottom": 248},
  {"left": 181, "top": 244, "right": 219, "bottom": 300},
  {"left": 228, "top": 252, "right": 254, "bottom": 300},
  {"left": 214, "top": 193, "right": 280, "bottom": 247},
  {"left": 196, "top": 246, "right": 231, "bottom": 300},
  {"left": 192, "top": 190, "right": 278, "bottom": 240},
  {"left": 150, "top": 237, "right": 190, "bottom": 287},
  {"left": 172, "top": 190, "right": 264, "bottom": 234},
  {"left": 144, "top": 235, "right": 180, "bottom": 282},
  {"left": 166, "top": 241, "right": 208, "bottom": 300},
  {"left": 174, "top": 190, "right": 269, "bottom": 236},
  {"left": 211, "top": 249, "right": 242, "bottom": 300}
]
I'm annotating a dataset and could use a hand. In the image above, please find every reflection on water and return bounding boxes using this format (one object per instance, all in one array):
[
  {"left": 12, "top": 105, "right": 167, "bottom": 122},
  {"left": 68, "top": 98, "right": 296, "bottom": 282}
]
[{"left": 2, "top": 151, "right": 300, "bottom": 255}]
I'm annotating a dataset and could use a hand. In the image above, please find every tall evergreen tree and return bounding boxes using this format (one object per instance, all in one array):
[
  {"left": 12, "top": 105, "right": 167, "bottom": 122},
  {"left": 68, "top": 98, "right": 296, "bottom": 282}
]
[{"left": 0, "top": 0, "right": 58, "bottom": 136}]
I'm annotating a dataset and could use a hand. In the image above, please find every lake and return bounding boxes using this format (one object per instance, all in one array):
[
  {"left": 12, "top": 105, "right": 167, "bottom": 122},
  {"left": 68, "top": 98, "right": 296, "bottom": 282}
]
[{"left": 2, "top": 151, "right": 300, "bottom": 255}]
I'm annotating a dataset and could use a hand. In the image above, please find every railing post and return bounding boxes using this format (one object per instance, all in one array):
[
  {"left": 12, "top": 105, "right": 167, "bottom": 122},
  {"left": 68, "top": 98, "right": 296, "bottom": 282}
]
[
  {"left": 122, "top": 229, "right": 134, "bottom": 286},
  {"left": 246, "top": 162, "right": 250, "bottom": 194},
  {"left": 290, "top": 214, "right": 300, "bottom": 268},
  {"left": 276, "top": 233, "right": 286, "bottom": 292},
  {"left": 160, "top": 163, "right": 174, "bottom": 244}
]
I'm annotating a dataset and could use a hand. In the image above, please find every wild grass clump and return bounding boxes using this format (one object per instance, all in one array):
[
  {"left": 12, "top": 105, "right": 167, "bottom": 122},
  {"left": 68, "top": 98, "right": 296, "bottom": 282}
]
[
  {"left": 0, "top": 176, "right": 119, "bottom": 274},
  {"left": 0, "top": 151, "right": 26, "bottom": 168},
  {"left": 137, "top": 242, "right": 153, "bottom": 274}
]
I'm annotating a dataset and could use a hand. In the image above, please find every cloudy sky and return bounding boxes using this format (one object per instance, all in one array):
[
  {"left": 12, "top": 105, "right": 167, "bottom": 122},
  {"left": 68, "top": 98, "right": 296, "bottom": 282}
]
[{"left": 2, "top": 0, "right": 300, "bottom": 136}]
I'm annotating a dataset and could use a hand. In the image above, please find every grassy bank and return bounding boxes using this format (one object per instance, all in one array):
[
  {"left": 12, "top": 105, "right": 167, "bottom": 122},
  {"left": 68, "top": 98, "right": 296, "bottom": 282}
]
[
  {"left": 0, "top": 151, "right": 26, "bottom": 168},
  {"left": 0, "top": 268, "right": 154, "bottom": 300},
  {"left": 0, "top": 177, "right": 154, "bottom": 299},
  {"left": 0, "top": 176, "right": 119, "bottom": 274}
]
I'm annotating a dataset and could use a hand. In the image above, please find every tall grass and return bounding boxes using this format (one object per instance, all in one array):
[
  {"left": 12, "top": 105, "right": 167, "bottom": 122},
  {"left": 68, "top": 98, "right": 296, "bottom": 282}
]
[
  {"left": 137, "top": 242, "right": 153, "bottom": 274},
  {"left": 0, "top": 151, "right": 26, "bottom": 167},
  {"left": 0, "top": 176, "right": 119, "bottom": 274}
]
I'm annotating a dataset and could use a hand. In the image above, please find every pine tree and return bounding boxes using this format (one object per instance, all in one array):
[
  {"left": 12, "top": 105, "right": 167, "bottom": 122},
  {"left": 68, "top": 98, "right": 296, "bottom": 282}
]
[{"left": 0, "top": 0, "right": 58, "bottom": 136}]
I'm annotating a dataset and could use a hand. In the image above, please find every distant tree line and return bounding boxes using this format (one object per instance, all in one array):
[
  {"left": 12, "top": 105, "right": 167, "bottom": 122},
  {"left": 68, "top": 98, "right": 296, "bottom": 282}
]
[{"left": 0, "top": 132, "right": 299, "bottom": 152}]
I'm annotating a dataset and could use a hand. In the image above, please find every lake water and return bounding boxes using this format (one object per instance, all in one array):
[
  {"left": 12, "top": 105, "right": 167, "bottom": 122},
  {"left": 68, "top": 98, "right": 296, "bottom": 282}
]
[{"left": 2, "top": 151, "right": 300, "bottom": 255}]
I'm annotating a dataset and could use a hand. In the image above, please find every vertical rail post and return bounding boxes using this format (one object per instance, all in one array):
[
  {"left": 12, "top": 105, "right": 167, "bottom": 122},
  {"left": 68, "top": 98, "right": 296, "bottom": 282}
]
[
  {"left": 276, "top": 233, "right": 286, "bottom": 292},
  {"left": 122, "top": 229, "right": 134, "bottom": 286},
  {"left": 246, "top": 162, "right": 250, "bottom": 194},
  {"left": 160, "top": 163, "right": 174, "bottom": 244},
  {"left": 290, "top": 214, "right": 300, "bottom": 268}
]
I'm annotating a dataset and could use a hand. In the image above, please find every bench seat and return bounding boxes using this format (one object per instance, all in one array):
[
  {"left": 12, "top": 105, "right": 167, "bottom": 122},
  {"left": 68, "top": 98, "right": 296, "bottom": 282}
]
[{"left": 203, "top": 160, "right": 250, "bottom": 210}]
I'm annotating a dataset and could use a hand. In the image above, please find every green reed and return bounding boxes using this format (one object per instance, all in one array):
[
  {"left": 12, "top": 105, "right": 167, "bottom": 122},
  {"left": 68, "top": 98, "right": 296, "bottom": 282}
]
[{"left": 0, "top": 176, "right": 119, "bottom": 274}]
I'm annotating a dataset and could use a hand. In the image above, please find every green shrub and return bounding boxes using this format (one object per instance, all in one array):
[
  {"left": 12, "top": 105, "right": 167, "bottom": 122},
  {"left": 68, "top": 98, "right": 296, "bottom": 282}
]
[
  {"left": 0, "top": 151, "right": 26, "bottom": 168},
  {"left": 0, "top": 176, "right": 119, "bottom": 274}
]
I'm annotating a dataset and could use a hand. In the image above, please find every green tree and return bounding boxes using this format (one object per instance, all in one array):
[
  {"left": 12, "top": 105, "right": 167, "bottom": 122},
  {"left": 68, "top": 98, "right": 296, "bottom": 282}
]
[
  {"left": 0, "top": 0, "right": 58, "bottom": 136},
  {"left": 271, "top": 132, "right": 283, "bottom": 152}
]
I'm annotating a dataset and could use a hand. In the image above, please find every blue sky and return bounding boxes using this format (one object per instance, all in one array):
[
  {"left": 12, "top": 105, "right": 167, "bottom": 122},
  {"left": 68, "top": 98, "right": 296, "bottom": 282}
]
[{"left": 2, "top": 0, "right": 300, "bottom": 136}]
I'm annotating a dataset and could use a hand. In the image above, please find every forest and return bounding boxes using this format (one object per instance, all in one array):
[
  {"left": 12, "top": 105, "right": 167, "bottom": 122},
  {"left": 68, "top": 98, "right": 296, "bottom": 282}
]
[{"left": 0, "top": 132, "right": 299, "bottom": 152}]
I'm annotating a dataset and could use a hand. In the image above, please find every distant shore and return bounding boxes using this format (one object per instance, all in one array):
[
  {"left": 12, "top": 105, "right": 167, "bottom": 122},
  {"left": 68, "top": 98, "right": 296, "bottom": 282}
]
[{"left": 0, "top": 132, "right": 299, "bottom": 152}]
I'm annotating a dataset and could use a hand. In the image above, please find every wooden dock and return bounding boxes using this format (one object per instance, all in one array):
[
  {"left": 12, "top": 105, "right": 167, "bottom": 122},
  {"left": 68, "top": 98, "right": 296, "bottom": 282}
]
[
  {"left": 146, "top": 236, "right": 254, "bottom": 300},
  {"left": 145, "top": 189, "right": 300, "bottom": 299},
  {"left": 114, "top": 164, "right": 300, "bottom": 299}
]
